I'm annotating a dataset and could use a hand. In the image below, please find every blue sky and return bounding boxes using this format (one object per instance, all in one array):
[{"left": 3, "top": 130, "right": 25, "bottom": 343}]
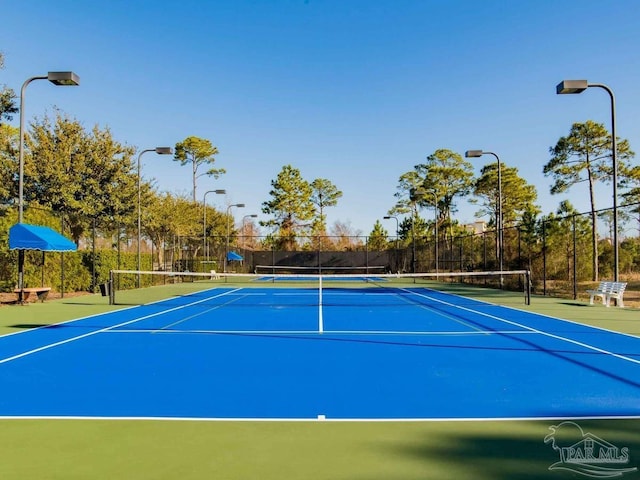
[{"left": 2, "top": 0, "right": 640, "bottom": 235}]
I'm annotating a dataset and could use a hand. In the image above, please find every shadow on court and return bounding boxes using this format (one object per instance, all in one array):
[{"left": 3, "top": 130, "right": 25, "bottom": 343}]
[
  {"left": 379, "top": 419, "right": 640, "bottom": 480},
  {"left": 8, "top": 323, "right": 63, "bottom": 329}
]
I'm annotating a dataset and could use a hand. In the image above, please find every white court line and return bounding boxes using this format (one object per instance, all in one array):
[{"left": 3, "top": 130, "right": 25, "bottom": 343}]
[
  {"left": 155, "top": 293, "right": 249, "bottom": 332},
  {"left": 0, "top": 414, "right": 638, "bottom": 422},
  {"left": 0, "top": 288, "right": 242, "bottom": 365},
  {"left": 391, "top": 291, "right": 488, "bottom": 334},
  {"left": 101, "top": 329, "right": 538, "bottom": 336},
  {"left": 405, "top": 288, "right": 640, "bottom": 365},
  {"left": 0, "top": 284, "right": 226, "bottom": 341}
]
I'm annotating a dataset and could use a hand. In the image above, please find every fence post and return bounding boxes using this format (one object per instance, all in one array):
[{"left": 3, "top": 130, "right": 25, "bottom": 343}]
[
  {"left": 542, "top": 220, "right": 547, "bottom": 296},
  {"left": 573, "top": 214, "right": 577, "bottom": 300}
]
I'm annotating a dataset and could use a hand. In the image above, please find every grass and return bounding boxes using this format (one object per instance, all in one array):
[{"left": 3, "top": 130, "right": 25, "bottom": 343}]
[
  {"left": 1, "top": 280, "right": 639, "bottom": 479},
  {"left": 2, "top": 419, "right": 640, "bottom": 479}
]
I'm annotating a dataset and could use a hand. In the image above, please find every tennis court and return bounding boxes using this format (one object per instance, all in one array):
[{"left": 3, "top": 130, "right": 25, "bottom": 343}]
[{"left": 1, "top": 271, "right": 639, "bottom": 421}]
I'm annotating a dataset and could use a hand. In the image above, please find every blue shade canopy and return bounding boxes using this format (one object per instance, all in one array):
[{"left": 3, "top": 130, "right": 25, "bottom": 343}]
[
  {"left": 227, "top": 251, "right": 243, "bottom": 261},
  {"left": 9, "top": 223, "right": 77, "bottom": 252}
]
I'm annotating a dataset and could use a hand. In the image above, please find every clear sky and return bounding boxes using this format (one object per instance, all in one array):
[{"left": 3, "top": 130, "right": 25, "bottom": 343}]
[{"left": 2, "top": 0, "right": 640, "bottom": 236}]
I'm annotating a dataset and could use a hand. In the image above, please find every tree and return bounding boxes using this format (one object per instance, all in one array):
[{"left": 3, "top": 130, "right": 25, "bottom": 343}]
[
  {"left": 393, "top": 149, "right": 475, "bottom": 264},
  {"left": 145, "top": 192, "right": 216, "bottom": 269},
  {"left": 310, "top": 178, "right": 342, "bottom": 234},
  {"left": 0, "top": 124, "right": 18, "bottom": 202},
  {"left": 0, "top": 53, "right": 18, "bottom": 124},
  {"left": 367, "top": 220, "right": 389, "bottom": 251},
  {"left": 329, "top": 220, "right": 363, "bottom": 251},
  {"left": 541, "top": 201, "right": 591, "bottom": 281},
  {"left": 25, "top": 112, "right": 137, "bottom": 243},
  {"left": 474, "top": 162, "right": 538, "bottom": 228},
  {"left": 261, "top": 165, "right": 314, "bottom": 250},
  {"left": 474, "top": 162, "right": 539, "bottom": 267},
  {"left": 544, "top": 120, "right": 635, "bottom": 281},
  {"left": 173, "top": 136, "right": 225, "bottom": 203},
  {"left": 417, "top": 149, "right": 475, "bottom": 226}
]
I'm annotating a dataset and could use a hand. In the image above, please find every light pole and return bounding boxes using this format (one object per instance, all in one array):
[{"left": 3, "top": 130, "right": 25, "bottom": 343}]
[
  {"left": 202, "top": 189, "right": 226, "bottom": 267},
  {"left": 17, "top": 72, "right": 79, "bottom": 302},
  {"left": 556, "top": 79, "right": 619, "bottom": 282},
  {"left": 225, "top": 203, "right": 245, "bottom": 272},
  {"left": 137, "top": 147, "right": 173, "bottom": 286},
  {"left": 411, "top": 207, "right": 417, "bottom": 273},
  {"left": 466, "top": 150, "right": 503, "bottom": 282},
  {"left": 383, "top": 215, "right": 399, "bottom": 273}
]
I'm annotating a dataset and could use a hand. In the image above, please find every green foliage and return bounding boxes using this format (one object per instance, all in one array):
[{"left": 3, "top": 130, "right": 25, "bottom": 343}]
[
  {"left": 25, "top": 112, "right": 137, "bottom": 242},
  {"left": 417, "top": 149, "right": 475, "bottom": 220},
  {"left": 261, "top": 165, "right": 315, "bottom": 250},
  {"left": 174, "top": 136, "right": 225, "bottom": 202},
  {"left": 0, "top": 124, "right": 17, "bottom": 203},
  {"left": 541, "top": 201, "right": 592, "bottom": 281},
  {"left": 393, "top": 149, "right": 474, "bottom": 246},
  {"left": 545, "top": 120, "right": 635, "bottom": 281},
  {"left": 367, "top": 220, "right": 389, "bottom": 250},
  {"left": 474, "top": 162, "right": 539, "bottom": 227},
  {"left": 0, "top": 53, "right": 18, "bottom": 124},
  {"left": 310, "top": 178, "right": 342, "bottom": 234}
]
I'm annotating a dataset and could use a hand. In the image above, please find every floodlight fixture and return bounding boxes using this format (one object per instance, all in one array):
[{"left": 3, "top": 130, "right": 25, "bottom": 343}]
[
  {"left": 47, "top": 71, "right": 80, "bottom": 86},
  {"left": 464, "top": 150, "right": 483, "bottom": 158},
  {"left": 556, "top": 80, "right": 588, "bottom": 94}
]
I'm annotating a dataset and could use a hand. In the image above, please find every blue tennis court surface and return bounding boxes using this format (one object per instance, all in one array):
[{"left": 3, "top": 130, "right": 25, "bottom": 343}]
[{"left": 1, "top": 285, "right": 639, "bottom": 420}]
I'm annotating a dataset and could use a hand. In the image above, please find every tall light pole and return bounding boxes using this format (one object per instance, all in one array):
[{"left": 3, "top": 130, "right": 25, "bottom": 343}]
[
  {"left": 202, "top": 189, "right": 226, "bottom": 266},
  {"left": 137, "top": 147, "right": 173, "bottom": 286},
  {"left": 17, "top": 72, "right": 79, "bottom": 302},
  {"left": 466, "top": 150, "right": 503, "bottom": 283},
  {"left": 556, "top": 79, "right": 619, "bottom": 282},
  {"left": 383, "top": 215, "right": 399, "bottom": 273},
  {"left": 225, "top": 203, "right": 245, "bottom": 272}
]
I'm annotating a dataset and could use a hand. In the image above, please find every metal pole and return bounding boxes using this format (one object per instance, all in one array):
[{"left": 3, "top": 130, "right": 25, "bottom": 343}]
[
  {"left": 17, "top": 76, "right": 46, "bottom": 303},
  {"left": 412, "top": 207, "right": 416, "bottom": 273},
  {"left": 573, "top": 214, "right": 578, "bottom": 300},
  {"left": 137, "top": 149, "right": 153, "bottom": 287},
  {"left": 18, "top": 76, "right": 46, "bottom": 224},
  {"left": 61, "top": 212, "right": 65, "bottom": 298},
  {"left": 225, "top": 203, "right": 244, "bottom": 273},
  {"left": 484, "top": 152, "right": 503, "bottom": 286},
  {"left": 383, "top": 216, "right": 398, "bottom": 273},
  {"left": 542, "top": 220, "right": 547, "bottom": 296},
  {"left": 433, "top": 193, "right": 439, "bottom": 279},
  {"left": 589, "top": 84, "right": 618, "bottom": 282}
]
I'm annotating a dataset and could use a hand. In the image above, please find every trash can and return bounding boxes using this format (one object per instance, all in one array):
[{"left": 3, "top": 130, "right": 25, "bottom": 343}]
[{"left": 99, "top": 282, "right": 110, "bottom": 297}]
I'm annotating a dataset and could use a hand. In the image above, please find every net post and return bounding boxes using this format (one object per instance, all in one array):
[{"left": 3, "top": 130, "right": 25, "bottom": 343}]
[
  {"left": 109, "top": 269, "right": 115, "bottom": 305},
  {"left": 318, "top": 274, "right": 324, "bottom": 334},
  {"left": 525, "top": 270, "right": 531, "bottom": 305}
]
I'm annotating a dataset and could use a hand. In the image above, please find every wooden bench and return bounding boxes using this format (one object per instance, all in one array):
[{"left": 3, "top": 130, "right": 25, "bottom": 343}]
[
  {"left": 14, "top": 287, "right": 52, "bottom": 302},
  {"left": 586, "top": 281, "right": 626, "bottom": 308}
]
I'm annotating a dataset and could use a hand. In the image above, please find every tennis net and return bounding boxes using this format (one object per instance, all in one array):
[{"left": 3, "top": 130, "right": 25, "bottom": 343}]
[
  {"left": 254, "top": 265, "right": 388, "bottom": 275},
  {"left": 107, "top": 269, "right": 531, "bottom": 307}
]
